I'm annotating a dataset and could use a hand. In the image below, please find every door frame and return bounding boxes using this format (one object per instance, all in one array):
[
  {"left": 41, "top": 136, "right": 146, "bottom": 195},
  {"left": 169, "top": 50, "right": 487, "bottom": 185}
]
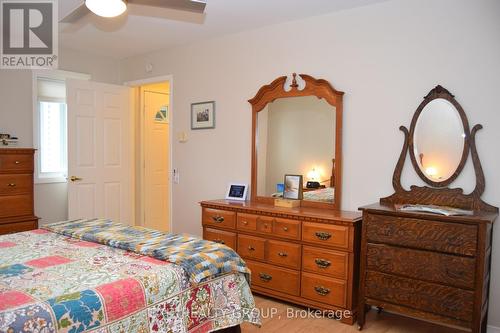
[{"left": 124, "top": 75, "right": 174, "bottom": 231}]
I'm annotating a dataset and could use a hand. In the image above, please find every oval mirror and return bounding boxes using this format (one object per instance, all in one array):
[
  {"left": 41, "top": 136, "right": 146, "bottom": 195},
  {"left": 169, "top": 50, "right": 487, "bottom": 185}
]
[{"left": 410, "top": 93, "right": 469, "bottom": 187}]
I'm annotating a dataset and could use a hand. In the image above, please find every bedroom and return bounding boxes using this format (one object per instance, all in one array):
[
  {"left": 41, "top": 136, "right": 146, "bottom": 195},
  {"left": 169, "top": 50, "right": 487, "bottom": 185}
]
[{"left": 0, "top": 0, "right": 499, "bottom": 332}]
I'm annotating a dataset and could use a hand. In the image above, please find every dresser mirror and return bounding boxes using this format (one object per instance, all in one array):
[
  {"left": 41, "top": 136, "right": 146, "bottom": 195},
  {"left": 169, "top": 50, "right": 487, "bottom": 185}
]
[
  {"left": 382, "top": 85, "right": 497, "bottom": 212},
  {"left": 410, "top": 88, "right": 469, "bottom": 187},
  {"left": 249, "top": 74, "right": 344, "bottom": 209}
]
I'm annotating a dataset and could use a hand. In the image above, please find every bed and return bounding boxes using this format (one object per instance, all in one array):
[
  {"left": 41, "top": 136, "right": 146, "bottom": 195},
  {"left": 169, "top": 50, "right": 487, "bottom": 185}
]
[
  {"left": 302, "top": 186, "right": 335, "bottom": 202},
  {"left": 0, "top": 219, "right": 260, "bottom": 333}
]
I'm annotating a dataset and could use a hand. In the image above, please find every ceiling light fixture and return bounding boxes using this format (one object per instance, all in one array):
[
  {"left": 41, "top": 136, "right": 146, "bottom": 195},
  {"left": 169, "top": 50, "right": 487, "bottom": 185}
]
[{"left": 85, "top": 0, "right": 127, "bottom": 18}]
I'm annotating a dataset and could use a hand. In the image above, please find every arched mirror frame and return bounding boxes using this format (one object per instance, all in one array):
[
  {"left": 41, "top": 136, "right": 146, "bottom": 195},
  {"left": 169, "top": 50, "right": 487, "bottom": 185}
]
[
  {"left": 382, "top": 85, "right": 498, "bottom": 213},
  {"left": 248, "top": 73, "right": 344, "bottom": 210},
  {"left": 408, "top": 85, "right": 470, "bottom": 187}
]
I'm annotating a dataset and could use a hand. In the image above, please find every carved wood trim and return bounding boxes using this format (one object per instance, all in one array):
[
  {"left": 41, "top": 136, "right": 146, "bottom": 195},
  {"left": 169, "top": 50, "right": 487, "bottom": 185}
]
[
  {"left": 248, "top": 73, "right": 344, "bottom": 210},
  {"left": 381, "top": 85, "right": 498, "bottom": 213}
]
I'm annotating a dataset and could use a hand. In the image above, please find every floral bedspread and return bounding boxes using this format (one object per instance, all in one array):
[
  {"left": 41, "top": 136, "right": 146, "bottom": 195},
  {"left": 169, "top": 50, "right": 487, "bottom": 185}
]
[{"left": 0, "top": 229, "right": 260, "bottom": 333}]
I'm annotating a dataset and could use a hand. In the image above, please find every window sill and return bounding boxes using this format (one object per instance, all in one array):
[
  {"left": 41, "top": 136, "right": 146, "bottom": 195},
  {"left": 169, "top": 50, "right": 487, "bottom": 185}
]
[{"left": 35, "top": 177, "right": 68, "bottom": 185}]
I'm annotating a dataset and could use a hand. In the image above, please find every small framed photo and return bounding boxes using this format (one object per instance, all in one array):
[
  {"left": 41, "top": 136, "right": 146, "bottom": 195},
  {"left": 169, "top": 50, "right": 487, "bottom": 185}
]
[
  {"left": 191, "top": 101, "right": 215, "bottom": 129},
  {"left": 225, "top": 183, "right": 248, "bottom": 201},
  {"left": 283, "top": 175, "right": 303, "bottom": 200}
]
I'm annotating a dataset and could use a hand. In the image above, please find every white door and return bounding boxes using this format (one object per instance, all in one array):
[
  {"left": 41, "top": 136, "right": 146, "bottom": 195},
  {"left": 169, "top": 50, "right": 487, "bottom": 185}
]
[
  {"left": 67, "top": 79, "right": 133, "bottom": 224},
  {"left": 143, "top": 90, "right": 170, "bottom": 231}
]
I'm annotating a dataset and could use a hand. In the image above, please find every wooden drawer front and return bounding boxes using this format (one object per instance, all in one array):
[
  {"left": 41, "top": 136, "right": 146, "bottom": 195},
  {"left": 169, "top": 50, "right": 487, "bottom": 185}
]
[
  {"left": 203, "top": 228, "right": 236, "bottom": 250},
  {"left": 365, "top": 213, "right": 477, "bottom": 256},
  {"left": 238, "top": 235, "right": 266, "bottom": 261},
  {"left": 302, "top": 222, "right": 349, "bottom": 250},
  {"left": 267, "top": 240, "right": 301, "bottom": 269},
  {"left": 0, "top": 174, "right": 32, "bottom": 196},
  {"left": 256, "top": 216, "right": 273, "bottom": 234},
  {"left": 301, "top": 272, "right": 347, "bottom": 307},
  {"left": 0, "top": 220, "right": 38, "bottom": 235},
  {"left": 272, "top": 218, "right": 300, "bottom": 240},
  {"left": 202, "top": 208, "right": 236, "bottom": 229},
  {"left": 247, "top": 260, "right": 300, "bottom": 296},
  {"left": 237, "top": 213, "right": 258, "bottom": 231},
  {"left": 367, "top": 243, "right": 475, "bottom": 289},
  {"left": 365, "top": 271, "right": 474, "bottom": 321},
  {"left": 302, "top": 246, "right": 348, "bottom": 279},
  {"left": 0, "top": 195, "right": 33, "bottom": 218},
  {"left": 0, "top": 154, "right": 33, "bottom": 173}
]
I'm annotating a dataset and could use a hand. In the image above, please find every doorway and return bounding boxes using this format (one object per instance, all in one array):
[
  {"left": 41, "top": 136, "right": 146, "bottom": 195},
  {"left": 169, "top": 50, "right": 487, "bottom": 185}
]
[{"left": 137, "top": 81, "right": 171, "bottom": 232}]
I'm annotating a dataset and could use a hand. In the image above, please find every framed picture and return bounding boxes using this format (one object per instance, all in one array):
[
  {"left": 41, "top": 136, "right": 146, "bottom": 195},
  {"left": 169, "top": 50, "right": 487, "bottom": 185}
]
[
  {"left": 283, "top": 174, "right": 303, "bottom": 200},
  {"left": 191, "top": 101, "right": 215, "bottom": 129},
  {"left": 225, "top": 183, "right": 248, "bottom": 201}
]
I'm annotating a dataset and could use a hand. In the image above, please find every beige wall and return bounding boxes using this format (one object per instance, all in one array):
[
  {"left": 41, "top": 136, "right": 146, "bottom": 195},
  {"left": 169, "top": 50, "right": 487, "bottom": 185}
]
[
  {"left": 0, "top": 48, "right": 121, "bottom": 225},
  {"left": 119, "top": 0, "right": 500, "bottom": 327}
]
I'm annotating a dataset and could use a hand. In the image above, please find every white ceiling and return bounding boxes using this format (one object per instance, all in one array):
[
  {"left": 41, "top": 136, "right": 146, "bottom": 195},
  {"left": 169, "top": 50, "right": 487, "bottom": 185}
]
[{"left": 59, "top": 0, "right": 388, "bottom": 60}]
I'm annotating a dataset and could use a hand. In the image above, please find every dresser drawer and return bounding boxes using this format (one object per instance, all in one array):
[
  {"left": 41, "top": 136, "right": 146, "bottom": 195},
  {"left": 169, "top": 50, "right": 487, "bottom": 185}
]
[
  {"left": 0, "top": 194, "right": 33, "bottom": 218},
  {"left": 365, "top": 271, "right": 474, "bottom": 321},
  {"left": 301, "top": 272, "right": 347, "bottom": 307},
  {"left": 202, "top": 208, "right": 236, "bottom": 229},
  {"left": 0, "top": 174, "right": 32, "bottom": 196},
  {"left": 247, "top": 260, "right": 300, "bottom": 296},
  {"left": 237, "top": 213, "right": 258, "bottom": 231},
  {"left": 256, "top": 216, "right": 273, "bottom": 233},
  {"left": 366, "top": 243, "right": 475, "bottom": 289},
  {"left": 203, "top": 228, "right": 236, "bottom": 250},
  {"left": 0, "top": 219, "right": 38, "bottom": 235},
  {"left": 238, "top": 235, "right": 266, "bottom": 261},
  {"left": 302, "top": 222, "right": 350, "bottom": 250},
  {"left": 0, "top": 154, "right": 33, "bottom": 173},
  {"left": 273, "top": 218, "right": 300, "bottom": 240},
  {"left": 302, "top": 246, "right": 348, "bottom": 279},
  {"left": 365, "top": 213, "right": 477, "bottom": 256},
  {"left": 267, "top": 240, "right": 301, "bottom": 269}
]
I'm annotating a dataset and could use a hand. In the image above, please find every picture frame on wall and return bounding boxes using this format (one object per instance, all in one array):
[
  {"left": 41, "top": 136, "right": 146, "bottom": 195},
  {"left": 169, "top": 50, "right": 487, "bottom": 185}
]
[
  {"left": 283, "top": 174, "right": 303, "bottom": 200},
  {"left": 191, "top": 101, "right": 215, "bottom": 129}
]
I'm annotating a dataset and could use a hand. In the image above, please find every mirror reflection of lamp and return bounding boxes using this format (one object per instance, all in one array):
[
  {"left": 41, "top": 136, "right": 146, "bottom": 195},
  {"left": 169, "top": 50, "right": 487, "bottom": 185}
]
[
  {"left": 425, "top": 166, "right": 438, "bottom": 178},
  {"left": 307, "top": 168, "right": 320, "bottom": 181}
]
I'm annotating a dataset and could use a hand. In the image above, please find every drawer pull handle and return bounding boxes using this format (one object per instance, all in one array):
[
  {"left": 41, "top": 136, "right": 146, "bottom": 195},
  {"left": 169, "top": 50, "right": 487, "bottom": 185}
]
[
  {"left": 8, "top": 183, "right": 16, "bottom": 187},
  {"left": 314, "top": 286, "right": 330, "bottom": 296},
  {"left": 315, "top": 232, "right": 332, "bottom": 241},
  {"left": 212, "top": 216, "right": 225, "bottom": 223},
  {"left": 283, "top": 227, "right": 289, "bottom": 232},
  {"left": 14, "top": 161, "right": 20, "bottom": 164},
  {"left": 213, "top": 239, "right": 225, "bottom": 244},
  {"left": 248, "top": 246, "right": 255, "bottom": 251},
  {"left": 315, "top": 258, "right": 331, "bottom": 269},
  {"left": 278, "top": 252, "right": 288, "bottom": 257},
  {"left": 259, "top": 273, "right": 272, "bottom": 282},
  {"left": 242, "top": 220, "right": 248, "bottom": 225}
]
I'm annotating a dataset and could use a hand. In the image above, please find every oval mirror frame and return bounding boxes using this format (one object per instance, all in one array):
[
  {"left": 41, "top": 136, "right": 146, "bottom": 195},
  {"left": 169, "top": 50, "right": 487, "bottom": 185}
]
[
  {"left": 248, "top": 73, "right": 344, "bottom": 210},
  {"left": 408, "top": 85, "right": 470, "bottom": 187}
]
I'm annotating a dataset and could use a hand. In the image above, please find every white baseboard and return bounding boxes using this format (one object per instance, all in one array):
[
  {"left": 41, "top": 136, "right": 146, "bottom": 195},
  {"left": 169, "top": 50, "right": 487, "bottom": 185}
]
[{"left": 488, "top": 325, "right": 500, "bottom": 333}]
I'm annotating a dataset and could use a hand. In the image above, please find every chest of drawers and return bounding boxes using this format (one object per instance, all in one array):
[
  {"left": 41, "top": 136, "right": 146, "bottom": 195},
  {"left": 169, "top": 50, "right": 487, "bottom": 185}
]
[
  {"left": 358, "top": 203, "right": 496, "bottom": 333},
  {"left": 201, "top": 200, "right": 362, "bottom": 325},
  {"left": 0, "top": 149, "right": 39, "bottom": 234}
]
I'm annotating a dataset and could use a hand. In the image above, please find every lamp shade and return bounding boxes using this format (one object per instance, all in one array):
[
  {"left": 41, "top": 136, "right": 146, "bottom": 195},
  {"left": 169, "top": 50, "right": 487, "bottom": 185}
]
[{"left": 86, "top": 0, "right": 127, "bottom": 18}]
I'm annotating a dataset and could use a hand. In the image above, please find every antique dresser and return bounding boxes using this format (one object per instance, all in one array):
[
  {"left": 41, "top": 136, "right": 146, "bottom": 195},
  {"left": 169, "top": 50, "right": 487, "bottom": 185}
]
[
  {"left": 0, "top": 148, "right": 39, "bottom": 234},
  {"left": 357, "top": 86, "right": 498, "bottom": 333},
  {"left": 201, "top": 74, "right": 363, "bottom": 324}
]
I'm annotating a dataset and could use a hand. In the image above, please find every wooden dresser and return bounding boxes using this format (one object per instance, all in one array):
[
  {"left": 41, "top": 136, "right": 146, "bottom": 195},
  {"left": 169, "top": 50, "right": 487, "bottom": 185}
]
[
  {"left": 358, "top": 204, "right": 496, "bottom": 332},
  {"left": 201, "top": 200, "right": 362, "bottom": 324},
  {"left": 0, "top": 148, "right": 39, "bottom": 234}
]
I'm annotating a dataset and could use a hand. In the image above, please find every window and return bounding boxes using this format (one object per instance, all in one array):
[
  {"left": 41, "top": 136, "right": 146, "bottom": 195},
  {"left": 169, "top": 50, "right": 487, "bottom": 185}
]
[{"left": 35, "top": 78, "right": 67, "bottom": 183}]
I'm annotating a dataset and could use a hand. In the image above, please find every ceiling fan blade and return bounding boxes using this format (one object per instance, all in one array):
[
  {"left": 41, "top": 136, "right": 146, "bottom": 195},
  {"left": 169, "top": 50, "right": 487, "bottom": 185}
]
[
  {"left": 59, "top": 3, "right": 90, "bottom": 23},
  {"left": 128, "top": 0, "right": 206, "bottom": 13}
]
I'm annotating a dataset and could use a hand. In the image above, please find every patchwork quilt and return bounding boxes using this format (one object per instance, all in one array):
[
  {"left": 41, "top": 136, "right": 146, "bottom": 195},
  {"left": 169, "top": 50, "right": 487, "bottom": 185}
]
[{"left": 0, "top": 227, "right": 260, "bottom": 333}]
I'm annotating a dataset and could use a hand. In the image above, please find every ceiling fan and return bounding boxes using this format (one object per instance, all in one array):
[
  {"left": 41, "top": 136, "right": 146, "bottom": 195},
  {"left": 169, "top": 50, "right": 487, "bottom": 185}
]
[{"left": 60, "top": 0, "right": 207, "bottom": 23}]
